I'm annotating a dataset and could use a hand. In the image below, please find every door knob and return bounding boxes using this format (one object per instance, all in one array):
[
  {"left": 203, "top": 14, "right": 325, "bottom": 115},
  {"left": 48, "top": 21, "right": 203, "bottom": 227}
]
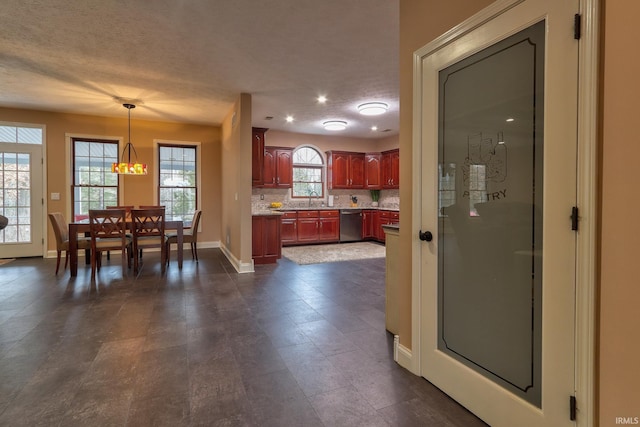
[{"left": 418, "top": 230, "right": 433, "bottom": 242}]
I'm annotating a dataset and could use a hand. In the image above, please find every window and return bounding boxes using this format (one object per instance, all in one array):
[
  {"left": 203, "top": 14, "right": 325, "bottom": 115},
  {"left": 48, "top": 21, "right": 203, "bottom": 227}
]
[
  {"left": 71, "top": 138, "right": 119, "bottom": 221},
  {"left": 292, "top": 146, "right": 324, "bottom": 198},
  {"left": 0, "top": 125, "right": 43, "bottom": 144},
  {"left": 158, "top": 144, "right": 197, "bottom": 221}
]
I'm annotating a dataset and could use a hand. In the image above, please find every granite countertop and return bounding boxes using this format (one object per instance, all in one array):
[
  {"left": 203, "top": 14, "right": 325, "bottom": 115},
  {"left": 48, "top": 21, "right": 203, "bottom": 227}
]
[
  {"left": 252, "top": 206, "right": 399, "bottom": 216},
  {"left": 275, "top": 206, "right": 399, "bottom": 212},
  {"left": 252, "top": 209, "right": 284, "bottom": 216}
]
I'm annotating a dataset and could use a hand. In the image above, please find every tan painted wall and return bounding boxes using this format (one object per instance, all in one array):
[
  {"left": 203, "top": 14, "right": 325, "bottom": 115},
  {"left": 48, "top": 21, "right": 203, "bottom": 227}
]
[
  {"left": 398, "top": 0, "right": 493, "bottom": 349},
  {"left": 599, "top": 0, "right": 640, "bottom": 422},
  {"left": 220, "top": 94, "right": 253, "bottom": 267},
  {"left": 0, "top": 107, "right": 221, "bottom": 252},
  {"left": 264, "top": 129, "right": 398, "bottom": 153}
]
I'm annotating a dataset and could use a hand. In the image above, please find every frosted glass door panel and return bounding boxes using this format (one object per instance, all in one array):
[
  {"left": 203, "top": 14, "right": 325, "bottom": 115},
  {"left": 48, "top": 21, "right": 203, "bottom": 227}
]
[{"left": 437, "top": 21, "right": 544, "bottom": 407}]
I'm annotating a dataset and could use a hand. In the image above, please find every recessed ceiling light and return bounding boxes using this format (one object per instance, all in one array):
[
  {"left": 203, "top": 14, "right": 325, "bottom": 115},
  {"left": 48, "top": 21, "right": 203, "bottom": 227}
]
[
  {"left": 358, "top": 102, "right": 388, "bottom": 116},
  {"left": 506, "top": 117, "right": 515, "bottom": 122},
  {"left": 323, "top": 120, "right": 347, "bottom": 131},
  {"left": 286, "top": 116, "right": 294, "bottom": 123},
  {"left": 371, "top": 126, "right": 378, "bottom": 131},
  {"left": 317, "top": 95, "right": 327, "bottom": 104}
]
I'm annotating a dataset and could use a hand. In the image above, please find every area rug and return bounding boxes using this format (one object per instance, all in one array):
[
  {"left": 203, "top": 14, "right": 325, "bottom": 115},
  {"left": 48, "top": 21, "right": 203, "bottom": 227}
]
[
  {"left": 0, "top": 258, "right": 15, "bottom": 266},
  {"left": 282, "top": 242, "right": 385, "bottom": 265}
]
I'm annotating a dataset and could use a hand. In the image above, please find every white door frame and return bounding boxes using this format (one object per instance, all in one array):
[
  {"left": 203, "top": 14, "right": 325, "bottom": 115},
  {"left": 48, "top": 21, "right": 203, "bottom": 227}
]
[
  {"left": 0, "top": 122, "right": 47, "bottom": 258},
  {"left": 406, "top": 0, "right": 599, "bottom": 426}
]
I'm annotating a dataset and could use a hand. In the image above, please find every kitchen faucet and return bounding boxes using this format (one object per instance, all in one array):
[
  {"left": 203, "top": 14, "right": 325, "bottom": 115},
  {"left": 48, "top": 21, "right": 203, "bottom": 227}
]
[{"left": 308, "top": 190, "right": 320, "bottom": 207}]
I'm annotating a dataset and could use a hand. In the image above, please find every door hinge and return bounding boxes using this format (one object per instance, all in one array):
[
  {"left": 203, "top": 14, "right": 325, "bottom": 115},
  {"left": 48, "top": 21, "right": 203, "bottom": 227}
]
[
  {"left": 574, "top": 14, "right": 582, "bottom": 40},
  {"left": 571, "top": 206, "right": 579, "bottom": 231},
  {"left": 570, "top": 395, "right": 577, "bottom": 421}
]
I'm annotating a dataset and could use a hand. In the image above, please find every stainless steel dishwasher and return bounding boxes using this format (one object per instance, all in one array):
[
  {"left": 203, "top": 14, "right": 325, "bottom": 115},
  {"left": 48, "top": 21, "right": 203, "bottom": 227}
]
[{"left": 340, "top": 209, "right": 362, "bottom": 242}]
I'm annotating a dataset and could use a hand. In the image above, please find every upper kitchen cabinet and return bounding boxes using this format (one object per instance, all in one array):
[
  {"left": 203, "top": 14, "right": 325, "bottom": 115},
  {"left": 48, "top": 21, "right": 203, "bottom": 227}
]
[
  {"left": 252, "top": 128, "right": 267, "bottom": 186},
  {"left": 262, "top": 146, "right": 292, "bottom": 188},
  {"left": 326, "top": 151, "right": 365, "bottom": 189},
  {"left": 381, "top": 149, "right": 400, "bottom": 189},
  {"left": 364, "top": 153, "right": 382, "bottom": 189}
]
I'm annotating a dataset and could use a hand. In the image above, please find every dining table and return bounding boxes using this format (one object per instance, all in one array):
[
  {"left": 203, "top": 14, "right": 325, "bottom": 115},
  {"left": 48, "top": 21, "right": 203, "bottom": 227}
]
[{"left": 68, "top": 219, "right": 184, "bottom": 277}]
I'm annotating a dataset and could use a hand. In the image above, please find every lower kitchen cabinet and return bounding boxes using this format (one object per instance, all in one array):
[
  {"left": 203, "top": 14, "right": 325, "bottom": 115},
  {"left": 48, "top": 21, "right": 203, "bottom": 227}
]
[
  {"left": 372, "top": 210, "right": 400, "bottom": 243},
  {"left": 280, "top": 211, "right": 297, "bottom": 245},
  {"left": 318, "top": 210, "right": 340, "bottom": 242},
  {"left": 252, "top": 215, "right": 282, "bottom": 264},
  {"left": 362, "top": 210, "right": 374, "bottom": 239},
  {"left": 297, "top": 210, "right": 320, "bottom": 243},
  {"left": 281, "top": 210, "right": 340, "bottom": 246}
]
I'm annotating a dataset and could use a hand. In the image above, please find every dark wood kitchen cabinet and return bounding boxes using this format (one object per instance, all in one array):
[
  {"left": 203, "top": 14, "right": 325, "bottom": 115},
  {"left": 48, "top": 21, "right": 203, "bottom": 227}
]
[
  {"left": 326, "top": 151, "right": 365, "bottom": 189},
  {"left": 280, "top": 211, "right": 297, "bottom": 245},
  {"left": 362, "top": 210, "right": 374, "bottom": 239},
  {"left": 364, "top": 153, "right": 382, "bottom": 189},
  {"left": 262, "top": 147, "right": 292, "bottom": 188},
  {"left": 373, "top": 210, "right": 400, "bottom": 242},
  {"left": 296, "top": 210, "right": 320, "bottom": 243},
  {"left": 252, "top": 128, "right": 267, "bottom": 187},
  {"left": 252, "top": 215, "right": 281, "bottom": 264},
  {"left": 282, "top": 210, "right": 340, "bottom": 245},
  {"left": 318, "top": 210, "right": 340, "bottom": 242},
  {"left": 381, "top": 149, "right": 400, "bottom": 189}
]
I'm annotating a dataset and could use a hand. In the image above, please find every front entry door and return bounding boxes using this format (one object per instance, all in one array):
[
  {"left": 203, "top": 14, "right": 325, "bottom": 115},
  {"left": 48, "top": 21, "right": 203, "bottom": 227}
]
[
  {"left": 417, "top": 1, "right": 579, "bottom": 426},
  {"left": 0, "top": 127, "right": 45, "bottom": 258}
]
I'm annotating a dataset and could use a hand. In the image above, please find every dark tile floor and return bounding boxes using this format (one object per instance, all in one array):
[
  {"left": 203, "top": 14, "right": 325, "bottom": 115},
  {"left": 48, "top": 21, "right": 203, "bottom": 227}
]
[{"left": 0, "top": 249, "right": 487, "bottom": 426}]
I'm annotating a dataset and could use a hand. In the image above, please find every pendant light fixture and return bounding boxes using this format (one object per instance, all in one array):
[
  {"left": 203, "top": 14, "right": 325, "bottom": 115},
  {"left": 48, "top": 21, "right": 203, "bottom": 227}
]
[{"left": 111, "top": 103, "right": 147, "bottom": 175}]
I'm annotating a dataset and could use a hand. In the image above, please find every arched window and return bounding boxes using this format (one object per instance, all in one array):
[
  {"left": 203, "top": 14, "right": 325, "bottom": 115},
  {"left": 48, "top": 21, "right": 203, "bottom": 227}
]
[{"left": 292, "top": 146, "right": 324, "bottom": 198}]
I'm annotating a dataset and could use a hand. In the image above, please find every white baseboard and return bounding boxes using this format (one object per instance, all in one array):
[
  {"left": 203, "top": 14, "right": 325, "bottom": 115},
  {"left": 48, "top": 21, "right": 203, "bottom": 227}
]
[
  {"left": 394, "top": 335, "right": 415, "bottom": 373},
  {"left": 219, "top": 244, "right": 254, "bottom": 273}
]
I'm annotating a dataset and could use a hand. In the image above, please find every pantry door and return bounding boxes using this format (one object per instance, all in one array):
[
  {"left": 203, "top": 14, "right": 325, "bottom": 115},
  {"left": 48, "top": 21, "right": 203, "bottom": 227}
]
[{"left": 417, "top": 0, "right": 579, "bottom": 426}]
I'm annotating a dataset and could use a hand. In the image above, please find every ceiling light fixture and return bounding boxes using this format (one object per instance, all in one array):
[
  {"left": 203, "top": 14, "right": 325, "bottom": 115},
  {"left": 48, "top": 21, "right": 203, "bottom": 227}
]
[
  {"left": 111, "top": 103, "right": 147, "bottom": 175},
  {"left": 371, "top": 126, "right": 378, "bottom": 131},
  {"left": 317, "top": 95, "right": 327, "bottom": 104},
  {"left": 323, "top": 120, "right": 347, "bottom": 131},
  {"left": 358, "top": 102, "right": 388, "bottom": 116},
  {"left": 286, "top": 115, "right": 294, "bottom": 123}
]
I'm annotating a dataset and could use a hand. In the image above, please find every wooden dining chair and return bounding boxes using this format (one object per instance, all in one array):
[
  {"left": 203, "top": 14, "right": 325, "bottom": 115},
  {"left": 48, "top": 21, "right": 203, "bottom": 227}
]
[
  {"left": 105, "top": 206, "right": 134, "bottom": 260},
  {"left": 131, "top": 207, "right": 167, "bottom": 274},
  {"left": 88, "top": 209, "right": 132, "bottom": 280},
  {"left": 106, "top": 205, "right": 133, "bottom": 218},
  {"left": 166, "top": 210, "right": 202, "bottom": 262},
  {"left": 48, "top": 212, "right": 92, "bottom": 275}
]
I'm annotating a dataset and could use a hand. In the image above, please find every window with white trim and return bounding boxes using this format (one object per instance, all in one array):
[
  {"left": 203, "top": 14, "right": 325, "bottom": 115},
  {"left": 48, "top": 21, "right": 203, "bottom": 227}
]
[
  {"left": 292, "top": 146, "right": 324, "bottom": 198},
  {"left": 158, "top": 144, "right": 197, "bottom": 221},
  {"left": 71, "top": 138, "right": 119, "bottom": 221}
]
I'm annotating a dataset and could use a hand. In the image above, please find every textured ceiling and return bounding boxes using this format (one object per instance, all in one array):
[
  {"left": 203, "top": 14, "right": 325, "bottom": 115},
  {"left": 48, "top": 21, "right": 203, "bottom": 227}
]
[{"left": 0, "top": 0, "right": 399, "bottom": 138}]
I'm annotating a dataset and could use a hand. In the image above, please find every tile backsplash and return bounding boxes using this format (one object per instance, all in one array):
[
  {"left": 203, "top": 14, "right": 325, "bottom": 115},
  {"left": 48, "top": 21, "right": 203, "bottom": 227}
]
[{"left": 252, "top": 188, "right": 399, "bottom": 211}]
